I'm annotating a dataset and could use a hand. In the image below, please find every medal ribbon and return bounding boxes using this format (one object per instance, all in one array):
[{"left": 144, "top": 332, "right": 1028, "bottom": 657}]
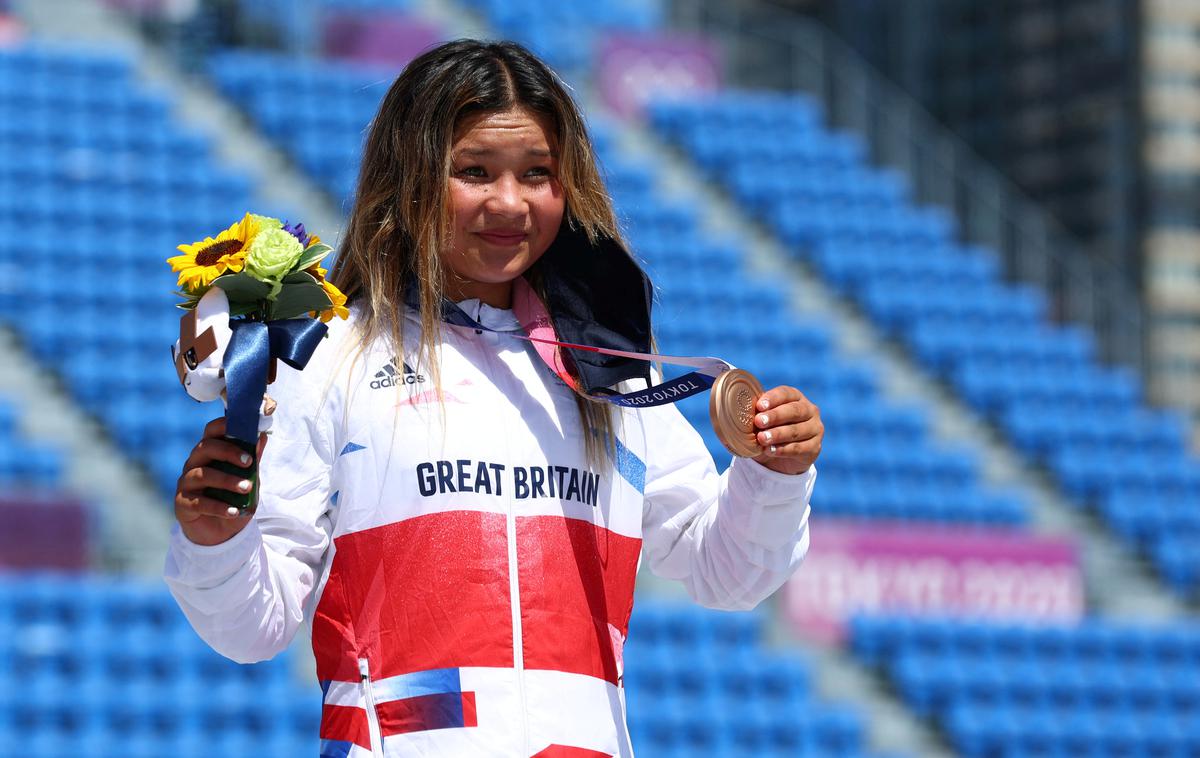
[{"left": 438, "top": 278, "right": 731, "bottom": 409}]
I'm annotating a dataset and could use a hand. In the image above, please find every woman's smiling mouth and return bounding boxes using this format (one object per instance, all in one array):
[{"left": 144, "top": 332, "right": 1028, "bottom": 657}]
[{"left": 476, "top": 229, "right": 528, "bottom": 246}]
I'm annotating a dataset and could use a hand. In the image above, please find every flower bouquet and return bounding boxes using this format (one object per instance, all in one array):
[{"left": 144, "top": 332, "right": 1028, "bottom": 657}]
[{"left": 168, "top": 213, "right": 348, "bottom": 511}]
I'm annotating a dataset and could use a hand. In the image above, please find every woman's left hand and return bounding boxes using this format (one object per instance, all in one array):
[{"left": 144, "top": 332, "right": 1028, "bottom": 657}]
[{"left": 751, "top": 386, "right": 823, "bottom": 475}]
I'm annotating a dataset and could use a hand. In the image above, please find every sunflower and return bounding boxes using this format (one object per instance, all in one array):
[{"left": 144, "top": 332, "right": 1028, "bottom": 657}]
[
  {"left": 319, "top": 280, "right": 350, "bottom": 322},
  {"left": 168, "top": 213, "right": 278, "bottom": 293},
  {"left": 308, "top": 265, "right": 350, "bottom": 322}
]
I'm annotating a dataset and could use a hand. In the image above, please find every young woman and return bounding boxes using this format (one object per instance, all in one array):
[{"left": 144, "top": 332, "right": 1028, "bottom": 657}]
[{"left": 166, "top": 39, "right": 822, "bottom": 758}]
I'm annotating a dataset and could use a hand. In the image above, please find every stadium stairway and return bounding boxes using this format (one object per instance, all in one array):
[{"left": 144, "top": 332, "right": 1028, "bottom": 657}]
[
  {"left": 0, "top": 383, "right": 69, "bottom": 496},
  {"left": 630, "top": 84, "right": 1200, "bottom": 754}
]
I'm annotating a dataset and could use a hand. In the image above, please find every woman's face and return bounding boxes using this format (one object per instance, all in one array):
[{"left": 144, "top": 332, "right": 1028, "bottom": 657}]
[{"left": 444, "top": 106, "right": 566, "bottom": 307}]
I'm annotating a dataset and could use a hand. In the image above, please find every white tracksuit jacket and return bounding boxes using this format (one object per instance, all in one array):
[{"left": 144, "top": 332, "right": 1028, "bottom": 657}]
[{"left": 164, "top": 300, "right": 815, "bottom": 758}]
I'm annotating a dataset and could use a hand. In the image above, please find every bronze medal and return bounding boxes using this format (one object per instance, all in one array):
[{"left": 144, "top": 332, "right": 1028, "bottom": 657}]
[{"left": 709, "top": 368, "right": 765, "bottom": 457}]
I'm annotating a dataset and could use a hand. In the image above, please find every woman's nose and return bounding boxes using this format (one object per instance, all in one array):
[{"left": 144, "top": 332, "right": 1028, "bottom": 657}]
[{"left": 484, "top": 174, "right": 526, "bottom": 217}]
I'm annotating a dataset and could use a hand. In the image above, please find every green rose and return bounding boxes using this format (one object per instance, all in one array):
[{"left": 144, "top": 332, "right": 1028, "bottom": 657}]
[
  {"left": 244, "top": 227, "right": 304, "bottom": 284},
  {"left": 247, "top": 214, "right": 283, "bottom": 233}
]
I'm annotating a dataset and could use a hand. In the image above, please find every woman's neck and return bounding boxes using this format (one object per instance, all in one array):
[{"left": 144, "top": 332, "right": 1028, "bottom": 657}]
[{"left": 443, "top": 277, "right": 514, "bottom": 309}]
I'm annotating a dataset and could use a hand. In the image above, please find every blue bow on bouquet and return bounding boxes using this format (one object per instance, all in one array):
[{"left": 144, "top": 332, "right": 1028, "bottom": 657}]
[{"left": 223, "top": 318, "right": 329, "bottom": 443}]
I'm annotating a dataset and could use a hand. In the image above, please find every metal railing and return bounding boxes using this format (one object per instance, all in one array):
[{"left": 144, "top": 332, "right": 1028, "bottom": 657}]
[{"left": 669, "top": 0, "right": 1145, "bottom": 375}]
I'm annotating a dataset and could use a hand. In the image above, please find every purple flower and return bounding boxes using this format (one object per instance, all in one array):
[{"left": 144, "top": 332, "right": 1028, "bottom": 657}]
[{"left": 282, "top": 220, "right": 310, "bottom": 247}]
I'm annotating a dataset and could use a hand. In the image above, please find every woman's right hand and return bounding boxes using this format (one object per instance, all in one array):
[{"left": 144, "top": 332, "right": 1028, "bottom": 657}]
[{"left": 175, "top": 418, "right": 267, "bottom": 546}]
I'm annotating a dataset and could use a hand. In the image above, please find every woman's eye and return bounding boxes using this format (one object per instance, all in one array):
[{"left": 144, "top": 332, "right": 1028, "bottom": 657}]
[
  {"left": 458, "top": 166, "right": 487, "bottom": 178},
  {"left": 525, "top": 167, "right": 553, "bottom": 179}
]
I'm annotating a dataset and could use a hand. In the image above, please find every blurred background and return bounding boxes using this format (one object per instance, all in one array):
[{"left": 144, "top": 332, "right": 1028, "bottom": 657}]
[{"left": 0, "top": 0, "right": 1198, "bottom": 756}]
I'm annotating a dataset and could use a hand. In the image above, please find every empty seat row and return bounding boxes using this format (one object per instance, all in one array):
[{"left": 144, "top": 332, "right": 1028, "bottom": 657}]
[
  {"left": 851, "top": 616, "right": 1200, "bottom": 667},
  {"left": 0, "top": 45, "right": 132, "bottom": 80},
  {"left": 893, "top": 651, "right": 1200, "bottom": 715},
  {"left": 947, "top": 702, "right": 1200, "bottom": 758}
]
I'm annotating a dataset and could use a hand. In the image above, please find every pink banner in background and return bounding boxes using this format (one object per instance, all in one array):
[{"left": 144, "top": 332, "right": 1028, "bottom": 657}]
[
  {"left": 0, "top": 8, "right": 23, "bottom": 46},
  {"left": 597, "top": 33, "right": 720, "bottom": 119},
  {"left": 785, "top": 521, "right": 1084, "bottom": 644},
  {"left": 321, "top": 14, "right": 441, "bottom": 69},
  {"left": 0, "top": 496, "right": 89, "bottom": 571}
]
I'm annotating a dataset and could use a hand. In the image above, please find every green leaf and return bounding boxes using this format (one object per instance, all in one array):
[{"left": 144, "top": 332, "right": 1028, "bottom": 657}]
[
  {"left": 173, "top": 290, "right": 201, "bottom": 310},
  {"left": 293, "top": 243, "right": 333, "bottom": 273},
  {"left": 228, "top": 300, "right": 262, "bottom": 318},
  {"left": 268, "top": 280, "right": 333, "bottom": 321},
  {"left": 213, "top": 272, "right": 272, "bottom": 303},
  {"left": 281, "top": 270, "right": 318, "bottom": 285}
]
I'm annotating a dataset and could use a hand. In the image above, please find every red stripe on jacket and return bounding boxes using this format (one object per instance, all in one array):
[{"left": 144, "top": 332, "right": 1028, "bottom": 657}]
[
  {"left": 517, "top": 515, "right": 642, "bottom": 684},
  {"left": 313, "top": 510, "right": 513, "bottom": 682},
  {"left": 320, "top": 704, "right": 370, "bottom": 749},
  {"left": 312, "top": 509, "right": 642, "bottom": 688}
]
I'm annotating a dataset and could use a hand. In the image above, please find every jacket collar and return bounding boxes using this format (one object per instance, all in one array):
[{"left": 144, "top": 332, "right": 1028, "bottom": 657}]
[{"left": 401, "top": 222, "right": 654, "bottom": 393}]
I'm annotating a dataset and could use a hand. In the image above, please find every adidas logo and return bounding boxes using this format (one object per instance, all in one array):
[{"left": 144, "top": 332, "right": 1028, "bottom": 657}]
[{"left": 370, "top": 357, "right": 426, "bottom": 389}]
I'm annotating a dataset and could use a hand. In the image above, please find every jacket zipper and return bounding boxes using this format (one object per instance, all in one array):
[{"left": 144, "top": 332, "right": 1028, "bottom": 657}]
[
  {"left": 507, "top": 486, "right": 529, "bottom": 754},
  {"left": 487, "top": 333, "right": 530, "bottom": 755},
  {"left": 359, "top": 657, "right": 385, "bottom": 758}
]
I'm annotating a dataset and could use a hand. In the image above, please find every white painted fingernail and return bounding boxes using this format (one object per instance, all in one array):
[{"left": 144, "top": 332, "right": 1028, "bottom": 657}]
[
  {"left": 762, "top": 431, "right": 773, "bottom": 442},
  {"left": 226, "top": 506, "right": 239, "bottom": 517},
  {"left": 758, "top": 399, "right": 769, "bottom": 410},
  {"left": 758, "top": 414, "right": 770, "bottom": 426},
  {"left": 769, "top": 445, "right": 778, "bottom": 454},
  {"left": 240, "top": 453, "right": 252, "bottom": 465},
  {"left": 237, "top": 479, "right": 252, "bottom": 492}
]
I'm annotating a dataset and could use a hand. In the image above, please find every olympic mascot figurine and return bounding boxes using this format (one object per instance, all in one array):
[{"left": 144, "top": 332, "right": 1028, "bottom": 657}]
[{"left": 173, "top": 287, "right": 234, "bottom": 404}]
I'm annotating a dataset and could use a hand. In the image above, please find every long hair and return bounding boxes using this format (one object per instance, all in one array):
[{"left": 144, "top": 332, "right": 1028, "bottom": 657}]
[{"left": 330, "top": 39, "right": 626, "bottom": 464}]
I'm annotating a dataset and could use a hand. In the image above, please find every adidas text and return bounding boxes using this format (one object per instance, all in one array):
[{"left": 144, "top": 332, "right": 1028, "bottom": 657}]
[{"left": 371, "top": 374, "right": 426, "bottom": 389}]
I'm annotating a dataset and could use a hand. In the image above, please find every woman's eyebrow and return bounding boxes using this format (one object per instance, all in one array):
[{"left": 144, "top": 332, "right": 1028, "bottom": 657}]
[{"left": 455, "top": 147, "right": 554, "bottom": 157}]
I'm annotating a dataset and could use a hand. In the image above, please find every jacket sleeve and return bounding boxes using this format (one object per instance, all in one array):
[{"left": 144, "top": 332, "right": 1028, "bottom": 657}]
[
  {"left": 639, "top": 402, "right": 814, "bottom": 611},
  {"left": 163, "top": 361, "right": 338, "bottom": 664}
]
